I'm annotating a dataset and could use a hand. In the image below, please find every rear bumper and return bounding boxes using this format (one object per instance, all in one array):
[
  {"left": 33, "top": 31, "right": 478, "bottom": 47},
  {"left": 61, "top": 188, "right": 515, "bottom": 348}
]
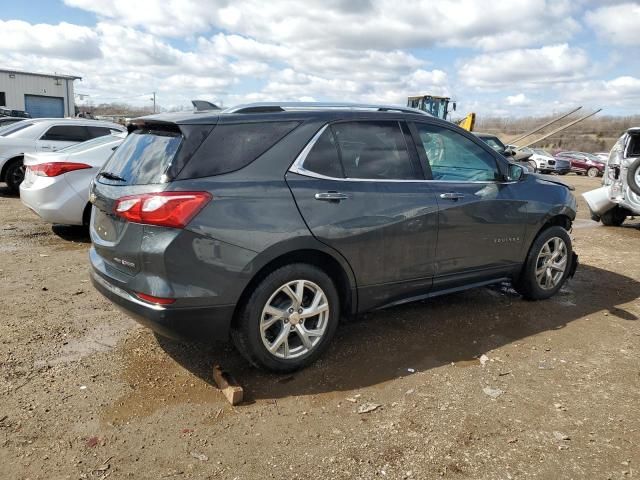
[
  {"left": 90, "top": 267, "right": 234, "bottom": 342},
  {"left": 20, "top": 174, "right": 86, "bottom": 225}
]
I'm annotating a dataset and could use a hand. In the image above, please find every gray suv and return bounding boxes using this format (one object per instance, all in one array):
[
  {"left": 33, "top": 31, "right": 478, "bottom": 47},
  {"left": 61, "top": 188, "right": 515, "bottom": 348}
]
[{"left": 89, "top": 102, "right": 578, "bottom": 372}]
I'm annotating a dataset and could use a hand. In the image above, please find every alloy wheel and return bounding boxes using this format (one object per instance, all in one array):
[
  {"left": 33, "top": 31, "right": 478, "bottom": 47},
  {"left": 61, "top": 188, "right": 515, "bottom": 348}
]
[
  {"left": 535, "top": 237, "right": 568, "bottom": 290},
  {"left": 260, "top": 279, "right": 330, "bottom": 359},
  {"left": 9, "top": 164, "right": 25, "bottom": 186}
]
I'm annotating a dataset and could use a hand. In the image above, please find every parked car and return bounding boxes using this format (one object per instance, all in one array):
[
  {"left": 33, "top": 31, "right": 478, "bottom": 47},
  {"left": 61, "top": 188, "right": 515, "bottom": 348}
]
[
  {"left": 0, "top": 107, "right": 31, "bottom": 118},
  {"left": 0, "top": 118, "right": 125, "bottom": 193},
  {"left": 89, "top": 102, "right": 578, "bottom": 372},
  {"left": 473, "top": 133, "right": 535, "bottom": 167},
  {"left": 554, "top": 151, "right": 605, "bottom": 177},
  {"left": 519, "top": 147, "right": 571, "bottom": 174},
  {"left": 583, "top": 127, "right": 640, "bottom": 226},
  {"left": 0, "top": 117, "right": 24, "bottom": 129},
  {"left": 20, "top": 132, "right": 126, "bottom": 226}
]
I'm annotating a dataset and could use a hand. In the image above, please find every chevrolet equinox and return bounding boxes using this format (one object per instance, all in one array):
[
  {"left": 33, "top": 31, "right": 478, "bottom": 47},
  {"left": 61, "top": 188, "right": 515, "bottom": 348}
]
[{"left": 89, "top": 102, "right": 578, "bottom": 372}]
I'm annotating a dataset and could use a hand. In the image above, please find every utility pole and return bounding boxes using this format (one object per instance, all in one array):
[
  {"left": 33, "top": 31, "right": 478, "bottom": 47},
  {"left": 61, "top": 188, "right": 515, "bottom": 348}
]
[{"left": 152, "top": 92, "right": 156, "bottom": 113}]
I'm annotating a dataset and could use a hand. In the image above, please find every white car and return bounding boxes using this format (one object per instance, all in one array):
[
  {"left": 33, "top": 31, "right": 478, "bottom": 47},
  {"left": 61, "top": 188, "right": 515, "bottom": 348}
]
[
  {"left": 20, "top": 133, "right": 126, "bottom": 226},
  {"left": 519, "top": 147, "right": 571, "bottom": 174},
  {"left": 0, "top": 118, "right": 125, "bottom": 193},
  {"left": 594, "top": 152, "right": 609, "bottom": 162}
]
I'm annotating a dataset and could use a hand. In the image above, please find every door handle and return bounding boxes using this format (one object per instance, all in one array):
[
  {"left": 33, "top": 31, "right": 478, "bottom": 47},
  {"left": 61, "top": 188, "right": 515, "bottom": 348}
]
[
  {"left": 314, "top": 192, "right": 349, "bottom": 202},
  {"left": 440, "top": 192, "right": 465, "bottom": 200}
]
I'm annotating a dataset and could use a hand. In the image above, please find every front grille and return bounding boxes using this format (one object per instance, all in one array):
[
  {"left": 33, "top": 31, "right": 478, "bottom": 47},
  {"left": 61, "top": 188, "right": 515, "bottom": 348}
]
[
  {"left": 555, "top": 159, "right": 570, "bottom": 168},
  {"left": 548, "top": 159, "right": 556, "bottom": 165}
]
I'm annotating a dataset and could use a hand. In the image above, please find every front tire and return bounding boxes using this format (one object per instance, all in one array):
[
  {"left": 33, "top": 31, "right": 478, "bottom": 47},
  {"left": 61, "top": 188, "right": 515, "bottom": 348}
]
[
  {"left": 587, "top": 167, "right": 599, "bottom": 178},
  {"left": 5, "top": 159, "right": 24, "bottom": 194},
  {"left": 231, "top": 263, "right": 340, "bottom": 373},
  {"left": 514, "top": 226, "right": 573, "bottom": 300}
]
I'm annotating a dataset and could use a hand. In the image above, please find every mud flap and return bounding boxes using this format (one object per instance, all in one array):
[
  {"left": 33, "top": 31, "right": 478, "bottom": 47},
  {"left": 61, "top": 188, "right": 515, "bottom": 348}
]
[{"left": 568, "top": 252, "right": 579, "bottom": 279}]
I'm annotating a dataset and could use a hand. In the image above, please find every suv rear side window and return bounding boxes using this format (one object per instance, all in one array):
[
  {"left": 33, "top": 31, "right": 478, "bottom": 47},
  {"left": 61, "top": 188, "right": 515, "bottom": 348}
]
[
  {"left": 301, "top": 128, "right": 344, "bottom": 178},
  {"left": 415, "top": 123, "right": 500, "bottom": 182},
  {"left": 330, "top": 121, "right": 418, "bottom": 180},
  {"left": 177, "top": 121, "right": 299, "bottom": 179},
  {"left": 41, "top": 125, "right": 90, "bottom": 142},
  {"left": 99, "top": 128, "right": 182, "bottom": 185}
]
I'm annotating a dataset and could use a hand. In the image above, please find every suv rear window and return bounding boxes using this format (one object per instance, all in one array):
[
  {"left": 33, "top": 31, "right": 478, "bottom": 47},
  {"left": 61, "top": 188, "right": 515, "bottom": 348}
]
[
  {"left": 176, "top": 121, "right": 299, "bottom": 179},
  {"left": 99, "top": 128, "right": 182, "bottom": 185}
]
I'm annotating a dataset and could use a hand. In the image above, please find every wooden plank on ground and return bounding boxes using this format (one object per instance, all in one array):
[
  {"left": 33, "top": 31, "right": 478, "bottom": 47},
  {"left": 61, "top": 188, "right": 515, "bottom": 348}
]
[{"left": 212, "top": 365, "right": 243, "bottom": 406}]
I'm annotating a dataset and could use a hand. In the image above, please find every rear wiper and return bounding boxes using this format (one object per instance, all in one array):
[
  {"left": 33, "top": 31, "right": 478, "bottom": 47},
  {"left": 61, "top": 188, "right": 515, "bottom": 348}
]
[{"left": 98, "top": 171, "right": 126, "bottom": 182}]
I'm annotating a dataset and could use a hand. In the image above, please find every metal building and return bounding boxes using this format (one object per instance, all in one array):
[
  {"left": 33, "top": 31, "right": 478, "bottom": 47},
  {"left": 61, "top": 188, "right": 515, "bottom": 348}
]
[{"left": 0, "top": 69, "right": 81, "bottom": 118}]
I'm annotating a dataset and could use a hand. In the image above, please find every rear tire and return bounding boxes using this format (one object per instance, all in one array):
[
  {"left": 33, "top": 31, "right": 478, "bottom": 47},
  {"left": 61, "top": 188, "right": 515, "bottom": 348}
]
[
  {"left": 628, "top": 158, "right": 640, "bottom": 196},
  {"left": 514, "top": 226, "right": 573, "bottom": 300},
  {"left": 600, "top": 207, "right": 627, "bottom": 227},
  {"left": 587, "top": 167, "right": 599, "bottom": 178},
  {"left": 231, "top": 263, "right": 340, "bottom": 373},
  {"left": 4, "top": 158, "right": 24, "bottom": 194}
]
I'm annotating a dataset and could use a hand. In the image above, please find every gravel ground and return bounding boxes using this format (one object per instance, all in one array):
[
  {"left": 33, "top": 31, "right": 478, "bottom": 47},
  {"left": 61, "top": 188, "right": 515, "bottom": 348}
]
[{"left": 1, "top": 175, "right": 639, "bottom": 479}]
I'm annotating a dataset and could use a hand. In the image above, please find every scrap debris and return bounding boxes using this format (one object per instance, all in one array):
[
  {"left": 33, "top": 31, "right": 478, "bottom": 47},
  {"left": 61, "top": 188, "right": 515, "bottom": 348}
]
[{"left": 212, "top": 365, "right": 243, "bottom": 406}]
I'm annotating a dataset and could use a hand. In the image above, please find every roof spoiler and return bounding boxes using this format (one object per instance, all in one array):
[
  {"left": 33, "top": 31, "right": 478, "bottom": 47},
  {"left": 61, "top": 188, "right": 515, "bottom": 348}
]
[{"left": 192, "top": 100, "right": 221, "bottom": 112}]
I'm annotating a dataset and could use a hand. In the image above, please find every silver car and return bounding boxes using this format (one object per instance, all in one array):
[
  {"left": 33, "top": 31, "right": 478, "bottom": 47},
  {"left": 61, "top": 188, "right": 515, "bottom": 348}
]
[{"left": 583, "top": 127, "right": 640, "bottom": 226}]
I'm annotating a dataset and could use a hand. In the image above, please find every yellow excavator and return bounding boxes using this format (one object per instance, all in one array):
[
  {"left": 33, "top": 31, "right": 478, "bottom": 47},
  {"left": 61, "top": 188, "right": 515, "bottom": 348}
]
[{"left": 407, "top": 95, "right": 476, "bottom": 131}]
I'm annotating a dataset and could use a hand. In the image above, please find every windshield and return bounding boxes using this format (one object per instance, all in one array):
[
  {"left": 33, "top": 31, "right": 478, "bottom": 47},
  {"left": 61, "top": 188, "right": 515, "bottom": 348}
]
[
  {"left": 99, "top": 128, "right": 182, "bottom": 185},
  {"left": 0, "top": 121, "right": 35, "bottom": 137},
  {"left": 59, "top": 133, "right": 125, "bottom": 154},
  {"left": 480, "top": 136, "right": 505, "bottom": 152},
  {"left": 534, "top": 149, "right": 552, "bottom": 156}
]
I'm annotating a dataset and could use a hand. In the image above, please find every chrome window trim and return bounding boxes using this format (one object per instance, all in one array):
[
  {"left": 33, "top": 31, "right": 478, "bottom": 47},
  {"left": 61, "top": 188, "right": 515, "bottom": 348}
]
[{"left": 288, "top": 122, "right": 517, "bottom": 185}]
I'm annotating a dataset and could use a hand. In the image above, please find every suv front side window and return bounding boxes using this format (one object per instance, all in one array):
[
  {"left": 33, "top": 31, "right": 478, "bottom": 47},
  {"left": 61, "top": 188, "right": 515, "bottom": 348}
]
[{"left": 415, "top": 123, "right": 501, "bottom": 182}]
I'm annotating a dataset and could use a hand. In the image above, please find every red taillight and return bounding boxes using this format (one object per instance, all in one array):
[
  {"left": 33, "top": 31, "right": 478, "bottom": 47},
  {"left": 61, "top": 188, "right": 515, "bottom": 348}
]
[
  {"left": 113, "top": 191, "right": 212, "bottom": 228},
  {"left": 135, "top": 292, "right": 176, "bottom": 305},
  {"left": 29, "top": 162, "right": 92, "bottom": 177}
]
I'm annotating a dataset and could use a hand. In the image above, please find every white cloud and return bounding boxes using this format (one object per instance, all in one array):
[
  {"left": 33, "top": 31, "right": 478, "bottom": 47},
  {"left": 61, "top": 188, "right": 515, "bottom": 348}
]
[
  {"left": 0, "top": 20, "right": 101, "bottom": 60},
  {"left": 506, "top": 93, "right": 530, "bottom": 106},
  {"left": 585, "top": 3, "right": 640, "bottom": 46},
  {"left": 64, "top": 0, "right": 580, "bottom": 51},
  {"left": 459, "top": 44, "right": 590, "bottom": 88}
]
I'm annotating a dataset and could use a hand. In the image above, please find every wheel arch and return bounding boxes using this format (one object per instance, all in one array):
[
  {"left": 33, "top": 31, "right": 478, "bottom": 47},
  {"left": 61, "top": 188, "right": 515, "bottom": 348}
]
[
  {"left": 0, "top": 154, "right": 24, "bottom": 182},
  {"left": 231, "top": 245, "right": 357, "bottom": 329}
]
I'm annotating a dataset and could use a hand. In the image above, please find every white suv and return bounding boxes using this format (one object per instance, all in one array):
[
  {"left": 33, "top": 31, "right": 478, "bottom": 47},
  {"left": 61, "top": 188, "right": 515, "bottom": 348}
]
[
  {"left": 0, "top": 118, "right": 125, "bottom": 193},
  {"left": 584, "top": 127, "right": 640, "bottom": 226}
]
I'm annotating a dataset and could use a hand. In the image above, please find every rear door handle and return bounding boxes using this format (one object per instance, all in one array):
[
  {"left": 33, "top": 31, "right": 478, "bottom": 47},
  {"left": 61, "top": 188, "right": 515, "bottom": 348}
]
[
  {"left": 314, "top": 192, "right": 349, "bottom": 202},
  {"left": 440, "top": 192, "right": 465, "bottom": 200}
]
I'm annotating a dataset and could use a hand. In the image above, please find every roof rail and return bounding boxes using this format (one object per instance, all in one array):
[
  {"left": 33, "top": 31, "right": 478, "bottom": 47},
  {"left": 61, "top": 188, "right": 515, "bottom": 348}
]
[{"left": 223, "top": 102, "right": 430, "bottom": 116}]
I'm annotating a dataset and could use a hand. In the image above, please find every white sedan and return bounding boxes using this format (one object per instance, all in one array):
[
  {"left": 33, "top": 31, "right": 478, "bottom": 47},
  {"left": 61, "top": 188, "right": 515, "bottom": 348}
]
[
  {"left": 1, "top": 118, "right": 125, "bottom": 193},
  {"left": 20, "top": 133, "right": 126, "bottom": 226}
]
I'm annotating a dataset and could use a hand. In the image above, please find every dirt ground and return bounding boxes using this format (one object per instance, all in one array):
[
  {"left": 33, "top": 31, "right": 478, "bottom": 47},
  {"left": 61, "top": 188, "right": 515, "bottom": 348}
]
[{"left": 1, "top": 174, "right": 639, "bottom": 480}]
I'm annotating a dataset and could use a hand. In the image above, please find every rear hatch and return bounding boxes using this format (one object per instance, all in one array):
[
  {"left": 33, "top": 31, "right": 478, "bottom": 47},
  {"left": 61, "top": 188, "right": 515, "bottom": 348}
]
[{"left": 90, "top": 119, "right": 216, "bottom": 276}]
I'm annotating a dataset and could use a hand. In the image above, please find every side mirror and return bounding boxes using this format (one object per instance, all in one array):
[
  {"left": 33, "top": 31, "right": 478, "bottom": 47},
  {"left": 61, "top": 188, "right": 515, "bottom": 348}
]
[
  {"left": 508, "top": 163, "right": 526, "bottom": 181},
  {"left": 504, "top": 147, "right": 516, "bottom": 156},
  {"left": 452, "top": 102, "right": 457, "bottom": 111}
]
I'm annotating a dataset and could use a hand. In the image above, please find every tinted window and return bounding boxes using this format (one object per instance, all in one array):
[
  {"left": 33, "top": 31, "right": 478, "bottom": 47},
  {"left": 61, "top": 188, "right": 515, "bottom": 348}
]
[
  {"left": 99, "top": 129, "right": 182, "bottom": 185},
  {"left": 87, "top": 126, "right": 116, "bottom": 138},
  {"left": 177, "top": 121, "right": 299, "bottom": 179},
  {"left": 415, "top": 123, "right": 500, "bottom": 182},
  {"left": 330, "top": 121, "right": 418, "bottom": 180},
  {"left": 0, "top": 92, "right": 5, "bottom": 106},
  {"left": 302, "top": 128, "right": 343, "bottom": 178},
  {"left": 0, "top": 121, "right": 35, "bottom": 136},
  {"left": 41, "top": 125, "right": 90, "bottom": 142},
  {"left": 59, "top": 133, "right": 122, "bottom": 153}
]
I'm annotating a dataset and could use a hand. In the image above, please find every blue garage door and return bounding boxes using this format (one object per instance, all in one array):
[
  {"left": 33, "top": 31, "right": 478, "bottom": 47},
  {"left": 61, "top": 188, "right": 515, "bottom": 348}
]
[{"left": 24, "top": 95, "right": 65, "bottom": 118}]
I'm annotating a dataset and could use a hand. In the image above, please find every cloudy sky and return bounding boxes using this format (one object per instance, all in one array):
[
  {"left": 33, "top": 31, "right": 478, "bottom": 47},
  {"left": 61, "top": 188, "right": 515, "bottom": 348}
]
[{"left": 2, "top": 0, "right": 639, "bottom": 116}]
